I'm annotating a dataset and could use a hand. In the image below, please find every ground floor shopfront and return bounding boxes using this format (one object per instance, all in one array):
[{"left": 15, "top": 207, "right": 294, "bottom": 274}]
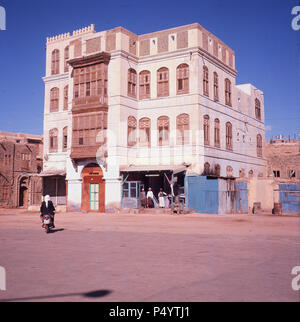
[
  {"left": 65, "top": 162, "right": 187, "bottom": 213},
  {"left": 39, "top": 158, "right": 298, "bottom": 215},
  {"left": 62, "top": 160, "right": 250, "bottom": 214}
]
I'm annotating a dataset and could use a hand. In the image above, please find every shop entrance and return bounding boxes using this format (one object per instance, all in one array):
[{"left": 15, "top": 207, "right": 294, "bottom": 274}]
[
  {"left": 81, "top": 164, "right": 105, "bottom": 212},
  {"left": 121, "top": 167, "right": 186, "bottom": 209}
]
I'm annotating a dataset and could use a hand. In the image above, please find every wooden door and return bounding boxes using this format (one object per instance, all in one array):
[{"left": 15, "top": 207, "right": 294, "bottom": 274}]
[{"left": 81, "top": 166, "right": 105, "bottom": 212}]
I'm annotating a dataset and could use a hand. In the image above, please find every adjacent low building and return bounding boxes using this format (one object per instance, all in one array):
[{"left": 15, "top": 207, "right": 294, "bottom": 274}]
[
  {"left": 265, "top": 135, "right": 300, "bottom": 182},
  {"left": 0, "top": 132, "right": 43, "bottom": 208},
  {"left": 42, "top": 23, "right": 266, "bottom": 213},
  {"left": 264, "top": 135, "right": 300, "bottom": 214}
]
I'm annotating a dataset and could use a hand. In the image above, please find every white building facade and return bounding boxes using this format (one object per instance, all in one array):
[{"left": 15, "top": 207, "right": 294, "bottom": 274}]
[{"left": 42, "top": 23, "right": 266, "bottom": 212}]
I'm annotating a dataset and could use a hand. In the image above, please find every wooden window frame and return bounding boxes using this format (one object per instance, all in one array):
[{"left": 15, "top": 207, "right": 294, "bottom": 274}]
[
  {"left": 64, "top": 46, "right": 69, "bottom": 73},
  {"left": 213, "top": 72, "right": 219, "bottom": 101},
  {"left": 176, "top": 64, "right": 189, "bottom": 95},
  {"left": 176, "top": 113, "right": 190, "bottom": 145},
  {"left": 255, "top": 99, "right": 261, "bottom": 121},
  {"left": 257, "top": 134, "right": 263, "bottom": 157},
  {"left": 139, "top": 71, "right": 150, "bottom": 100},
  {"left": 128, "top": 116, "right": 137, "bottom": 146},
  {"left": 139, "top": 118, "right": 151, "bottom": 147},
  {"left": 128, "top": 69, "right": 137, "bottom": 98},
  {"left": 49, "top": 128, "right": 58, "bottom": 153},
  {"left": 63, "top": 127, "right": 68, "bottom": 152},
  {"left": 203, "top": 115, "right": 210, "bottom": 146},
  {"left": 225, "top": 78, "right": 232, "bottom": 106},
  {"left": 73, "top": 64, "right": 108, "bottom": 102},
  {"left": 72, "top": 112, "right": 107, "bottom": 147},
  {"left": 226, "top": 122, "right": 233, "bottom": 151},
  {"left": 214, "top": 118, "right": 220, "bottom": 148},
  {"left": 157, "top": 67, "right": 169, "bottom": 98},
  {"left": 203, "top": 66, "right": 209, "bottom": 97},
  {"left": 158, "top": 116, "right": 170, "bottom": 146},
  {"left": 50, "top": 87, "right": 59, "bottom": 112},
  {"left": 64, "top": 85, "right": 68, "bottom": 110},
  {"left": 51, "top": 49, "right": 60, "bottom": 75}
]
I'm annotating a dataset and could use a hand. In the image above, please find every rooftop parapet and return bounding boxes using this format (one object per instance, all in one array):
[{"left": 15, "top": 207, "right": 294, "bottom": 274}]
[{"left": 46, "top": 24, "right": 95, "bottom": 44}]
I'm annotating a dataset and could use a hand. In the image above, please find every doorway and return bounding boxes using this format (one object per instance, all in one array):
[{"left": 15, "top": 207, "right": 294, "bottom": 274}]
[
  {"left": 19, "top": 177, "right": 29, "bottom": 208},
  {"left": 81, "top": 164, "right": 105, "bottom": 212}
]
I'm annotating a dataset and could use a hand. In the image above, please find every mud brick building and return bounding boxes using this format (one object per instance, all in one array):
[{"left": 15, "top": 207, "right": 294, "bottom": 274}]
[
  {"left": 42, "top": 23, "right": 266, "bottom": 213},
  {"left": 0, "top": 132, "right": 43, "bottom": 208},
  {"left": 265, "top": 135, "right": 300, "bottom": 182}
]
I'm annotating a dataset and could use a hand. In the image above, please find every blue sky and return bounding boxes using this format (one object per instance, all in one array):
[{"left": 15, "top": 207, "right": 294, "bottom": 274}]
[{"left": 0, "top": 0, "right": 299, "bottom": 140}]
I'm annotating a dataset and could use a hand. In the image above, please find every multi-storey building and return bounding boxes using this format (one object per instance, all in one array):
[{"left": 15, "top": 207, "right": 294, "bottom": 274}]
[
  {"left": 42, "top": 23, "right": 266, "bottom": 212},
  {"left": 0, "top": 132, "right": 43, "bottom": 208}
]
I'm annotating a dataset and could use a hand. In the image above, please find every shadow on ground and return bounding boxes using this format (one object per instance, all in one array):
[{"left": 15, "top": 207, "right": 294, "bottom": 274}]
[
  {"left": 48, "top": 228, "right": 65, "bottom": 234},
  {"left": 0, "top": 289, "right": 112, "bottom": 302}
]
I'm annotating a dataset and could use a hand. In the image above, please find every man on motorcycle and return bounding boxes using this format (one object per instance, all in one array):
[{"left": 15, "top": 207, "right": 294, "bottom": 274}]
[{"left": 40, "top": 195, "right": 56, "bottom": 228}]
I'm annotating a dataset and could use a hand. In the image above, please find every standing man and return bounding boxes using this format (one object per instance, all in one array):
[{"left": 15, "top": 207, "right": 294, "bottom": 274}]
[
  {"left": 158, "top": 188, "right": 167, "bottom": 208},
  {"left": 146, "top": 188, "right": 154, "bottom": 208},
  {"left": 141, "top": 188, "right": 147, "bottom": 208}
]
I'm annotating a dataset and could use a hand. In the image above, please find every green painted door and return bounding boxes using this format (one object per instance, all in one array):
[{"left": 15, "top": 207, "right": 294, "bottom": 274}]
[{"left": 90, "top": 183, "right": 99, "bottom": 211}]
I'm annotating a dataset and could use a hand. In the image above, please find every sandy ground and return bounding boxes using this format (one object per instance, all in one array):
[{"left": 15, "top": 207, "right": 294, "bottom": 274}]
[{"left": 0, "top": 210, "right": 299, "bottom": 302}]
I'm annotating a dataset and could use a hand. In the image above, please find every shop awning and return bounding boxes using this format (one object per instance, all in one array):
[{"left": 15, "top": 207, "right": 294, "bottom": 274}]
[
  {"left": 38, "top": 170, "right": 66, "bottom": 177},
  {"left": 120, "top": 165, "right": 188, "bottom": 175}
]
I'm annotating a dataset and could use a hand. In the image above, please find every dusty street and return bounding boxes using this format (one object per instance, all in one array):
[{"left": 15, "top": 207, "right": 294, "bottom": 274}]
[{"left": 0, "top": 210, "right": 299, "bottom": 302}]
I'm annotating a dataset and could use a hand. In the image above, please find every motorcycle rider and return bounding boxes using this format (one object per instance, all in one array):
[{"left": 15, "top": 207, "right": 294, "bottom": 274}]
[{"left": 40, "top": 195, "right": 56, "bottom": 228}]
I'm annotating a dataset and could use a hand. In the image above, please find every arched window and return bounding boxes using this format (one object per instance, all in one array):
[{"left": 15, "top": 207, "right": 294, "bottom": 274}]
[
  {"left": 49, "top": 128, "right": 58, "bottom": 153},
  {"left": 127, "top": 116, "right": 137, "bottom": 146},
  {"left": 226, "top": 166, "right": 233, "bottom": 177},
  {"left": 50, "top": 87, "right": 59, "bottom": 112},
  {"left": 257, "top": 134, "right": 263, "bottom": 157},
  {"left": 51, "top": 49, "right": 60, "bottom": 75},
  {"left": 255, "top": 99, "right": 261, "bottom": 120},
  {"left": 213, "top": 72, "right": 219, "bottom": 101},
  {"left": 64, "top": 46, "right": 69, "bottom": 73},
  {"left": 176, "top": 64, "right": 189, "bottom": 94},
  {"left": 158, "top": 116, "right": 169, "bottom": 146},
  {"left": 203, "top": 66, "right": 209, "bottom": 96},
  {"left": 139, "top": 118, "right": 151, "bottom": 147},
  {"left": 214, "top": 118, "right": 220, "bottom": 148},
  {"left": 225, "top": 78, "right": 232, "bottom": 106},
  {"left": 0, "top": 174, "right": 9, "bottom": 202},
  {"left": 226, "top": 122, "right": 233, "bottom": 150},
  {"left": 64, "top": 85, "right": 68, "bottom": 110},
  {"left": 63, "top": 127, "right": 68, "bottom": 152},
  {"left": 203, "top": 115, "right": 210, "bottom": 146},
  {"left": 128, "top": 68, "right": 137, "bottom": 98},
  {"left": 176, "top": 113, "right": 190, "bottom": 145},
  {"left": 139, "top": 70, "right": 150, "bottom": 100},
  {"left": 157, "top": 67, "right": 169, "bottom": 97}
]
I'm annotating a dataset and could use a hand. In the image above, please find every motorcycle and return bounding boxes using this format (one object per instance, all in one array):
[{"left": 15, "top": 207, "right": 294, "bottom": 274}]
[{"left": 42, "top": 214, "right": 53, "bottom": 234}]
